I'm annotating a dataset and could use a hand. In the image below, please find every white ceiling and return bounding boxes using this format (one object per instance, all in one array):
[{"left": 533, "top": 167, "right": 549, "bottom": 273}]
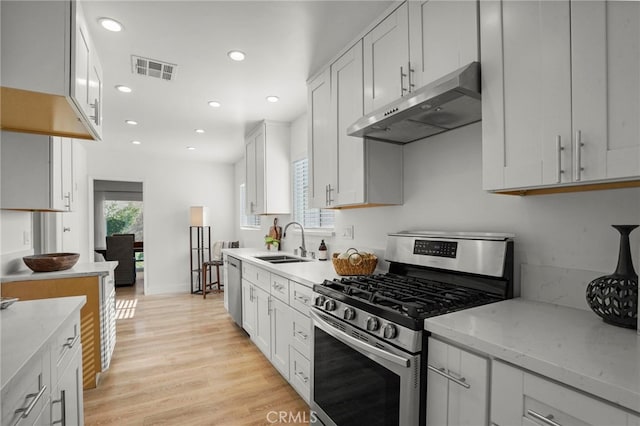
[{"left": 82, "top": 1, "right": 394, "bottom": 163}]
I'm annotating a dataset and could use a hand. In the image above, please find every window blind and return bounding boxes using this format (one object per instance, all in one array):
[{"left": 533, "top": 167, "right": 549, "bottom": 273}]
[
  {"left": 292, "top": 158, "right": 334, "bottom": 229},
  {"left": 240, "top": 183, "right": 260, "bottom": 228}
]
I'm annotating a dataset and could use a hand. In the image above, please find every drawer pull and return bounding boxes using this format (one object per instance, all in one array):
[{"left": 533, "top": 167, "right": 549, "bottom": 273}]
[
  {"left": 64, "top": 334, "right": 80, "bottom": 349},
  {"left": 52, "top": 390, "right": 66, "bottom": 425},
  {"left": 427, "top": 364, "right": 470, "bottom": 389},
  {"left": 294, "top": 294, "right": 310, "bottom": 304},
  {"left": 526, "top": 409, "right": 562, "bottom": 426},
  {"left": 13, "top": 384, "right": 47, "bottom": 424},
  {"left": 295, "top": 330, "right": 308, "bottom": 340},
  {"left": 294, "top": 370, "right": 309, "bottom": 384}
]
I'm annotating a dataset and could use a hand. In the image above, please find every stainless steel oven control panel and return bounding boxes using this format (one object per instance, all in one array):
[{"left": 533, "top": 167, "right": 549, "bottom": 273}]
[
  {"left": 386, "top": 231, "right": 513, "bottom": 277},
  {"left": 312, "top": 292, "right": 422, "bottom": 353}
]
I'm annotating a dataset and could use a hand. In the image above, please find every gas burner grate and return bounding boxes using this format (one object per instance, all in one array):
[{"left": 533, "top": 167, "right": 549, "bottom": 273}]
[{"left": 322, "top": 273, "right": 501, "bottom": 319}]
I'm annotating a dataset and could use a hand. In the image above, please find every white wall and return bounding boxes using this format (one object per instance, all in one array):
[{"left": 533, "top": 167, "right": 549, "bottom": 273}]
[
  {"left": 85, "top": 146, "right": 235, "bottom": 295},
  {"left": 0, "top": 210, "right": 33, "bottom": 274}
]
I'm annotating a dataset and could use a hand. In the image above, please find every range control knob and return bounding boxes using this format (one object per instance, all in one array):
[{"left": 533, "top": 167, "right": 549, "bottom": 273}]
[
  {"left": 343, "top": 307, "right": 356, "bottom": 320},
  {"left": 383, "top": 324, "right": 398, "bottom": 339},
  {"left": 315, "top": 296, "right": 326, "bottom": 307},
  {"left": 366, "top": 316, "right": 380, "bottom": 332},
  {"left": 324, "top": 299, "right": 336, "bottom": 311}
]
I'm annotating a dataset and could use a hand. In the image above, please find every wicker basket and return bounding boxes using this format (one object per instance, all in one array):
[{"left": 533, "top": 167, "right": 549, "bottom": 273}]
[{"left": 332, "top": 250, "right": 378, "bottom": 276}]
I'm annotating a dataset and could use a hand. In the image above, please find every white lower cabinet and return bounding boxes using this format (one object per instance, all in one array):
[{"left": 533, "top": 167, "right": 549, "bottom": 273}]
[
  {"left": 492, "top": 360, "right": 638, "bottom": 426},
  {"left": 426, "top": 338, "right": 489, "bottom": 426},
  {"left": 289, "top": 347, "right": 311, "bottom": 404},
  {"left": 240, "top": 263, "right": 313, "bottom": 402},
  {"left": 1, "top": 302, "right": 84, "bottom": 426},
  {"left": 270, "top": 298, "right": 293, "bottom": 380},
  {"left": 1, "top": 353, "right": 50, "bottom": 426},
  {"left": 51, "top": 343, "right": 84, "bottom": 426},
  {"left": 253, "top": 286, "right": 272, "bottom": 359},
  {"left": 242, "top": 279, "right": 257, "bottom": 337}
]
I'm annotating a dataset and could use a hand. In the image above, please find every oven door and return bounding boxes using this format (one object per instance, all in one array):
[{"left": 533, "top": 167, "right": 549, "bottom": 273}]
[{"left": 310, "top": 309, "right": 421, "bottom": 426}]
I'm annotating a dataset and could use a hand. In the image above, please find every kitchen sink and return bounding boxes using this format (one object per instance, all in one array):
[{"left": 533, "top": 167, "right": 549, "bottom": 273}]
[{"left": 254, "top": 255, "right": 311, "bottom": 264}]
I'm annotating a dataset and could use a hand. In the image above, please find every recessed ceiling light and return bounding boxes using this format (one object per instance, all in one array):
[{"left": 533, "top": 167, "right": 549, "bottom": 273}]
[
  {"left": 115, "top": 85, "right": 132, "bottom": 93},
  {"left": 208, "top": 101, "right": 221, "bottom": 108},
  {"left": 99, "top": 18, "right": 123, "bottom": 32},
  {"left": 187, "top": 146, "right": 196, "bottom": 151},
  {"left": 195, "top": 129, "right": 205, "bottom": 134},
  {"left": 227, "top": 50, "right": 246, "bottom": 61},
  {"left": 125, "top": 120, "right": 138, "bottom": 125},
  {"left": 131, "top": 140, "right": 141, "bottom": 145},
  {"left": 266, "top": 96, "right": 279, "bottom": 103}
]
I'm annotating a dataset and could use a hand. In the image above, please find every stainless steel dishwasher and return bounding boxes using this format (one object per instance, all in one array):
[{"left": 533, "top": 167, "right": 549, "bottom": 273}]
[{"left": 227, "top": 256, "right": 242, "bottom": 326}]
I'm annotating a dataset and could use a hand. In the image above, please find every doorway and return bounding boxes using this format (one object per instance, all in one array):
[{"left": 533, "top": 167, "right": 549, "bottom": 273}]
[{"left": 91, "top": 179, "right": 145, "bottom": 295}]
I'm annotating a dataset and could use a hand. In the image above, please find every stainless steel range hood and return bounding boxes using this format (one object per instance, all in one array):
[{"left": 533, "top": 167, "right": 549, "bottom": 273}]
[{"left": 347, "top": 62, "right": 481, "bottom": 144}]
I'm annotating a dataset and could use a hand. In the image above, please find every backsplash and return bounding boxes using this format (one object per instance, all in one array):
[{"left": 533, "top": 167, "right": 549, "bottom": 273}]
[{"left": 520, "top": 264, "right": 606, "bottom": 311}]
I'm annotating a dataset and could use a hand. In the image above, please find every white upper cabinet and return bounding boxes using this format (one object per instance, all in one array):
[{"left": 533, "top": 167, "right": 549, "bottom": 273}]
[
  {"left": 363, "top": 1, "right": 479, "bottom": 115},
  {"left": 0, "top": 0, "right": 103, "bottom": 140},
  {"left": 245, "top": 121, "right": 290, "bottom": 215},
  {"left": 1, "top": 131, "right": 75, "bottom": 212},
  {"left": 332, "top": 41, "right": 365, "bottom": 206},
  {"left": 481, "top": 0, "right": 640, "bottom": 192},
  {"left": 307, "top": 69, "right": 336, "bottom": 209},
  {"left": 571, "top": 1, "right": 640, "bottom": 183},
  {"left": 363, "top": 2, "right": 410, "bottom": 114},
  {"left": 308, "top": 41, "right": 403, "bottom": 209},
  {"left": 409, "top": 0, "right": 479, "bottom": 89}
]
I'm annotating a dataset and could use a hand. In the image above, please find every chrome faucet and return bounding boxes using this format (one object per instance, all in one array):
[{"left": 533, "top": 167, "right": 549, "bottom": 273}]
[{"left": 283, "top": 221, "right": 307, "bottom": 257}]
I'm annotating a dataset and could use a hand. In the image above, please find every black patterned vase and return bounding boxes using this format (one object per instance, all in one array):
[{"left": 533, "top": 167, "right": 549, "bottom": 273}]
[{"left": 586, "top": 225, "right": 638, "bottom": 329}]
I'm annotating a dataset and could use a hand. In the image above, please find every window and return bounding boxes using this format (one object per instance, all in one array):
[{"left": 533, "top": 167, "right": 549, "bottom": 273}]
[
  {"left": 104, "top": 200, "right": 143, "bottom": 240},
  {"left": 292, "top": 158, "right": 334, "bottom": 229},
  {"left": 240, "top": 183, "right": 261, "bottom": 228}
]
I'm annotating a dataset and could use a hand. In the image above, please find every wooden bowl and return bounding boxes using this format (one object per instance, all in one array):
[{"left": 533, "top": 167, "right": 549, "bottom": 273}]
[{"left": 23, "top": 253, "right": 80, "bottom": 272}]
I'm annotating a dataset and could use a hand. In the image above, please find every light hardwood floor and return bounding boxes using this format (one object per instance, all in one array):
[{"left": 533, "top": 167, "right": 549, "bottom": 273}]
[{"left": 84, "top": 278, "right": 310, "bottom": 425}]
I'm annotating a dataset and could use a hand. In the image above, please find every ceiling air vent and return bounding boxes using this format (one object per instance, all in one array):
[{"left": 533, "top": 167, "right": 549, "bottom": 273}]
[{"left": 131, "top": 55, "right": 176, "bottom": 81}]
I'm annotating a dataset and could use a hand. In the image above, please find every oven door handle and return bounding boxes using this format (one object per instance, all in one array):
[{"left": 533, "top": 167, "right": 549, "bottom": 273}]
[{"left": 311, "top": 310, "right": 410, "bottom": 368}]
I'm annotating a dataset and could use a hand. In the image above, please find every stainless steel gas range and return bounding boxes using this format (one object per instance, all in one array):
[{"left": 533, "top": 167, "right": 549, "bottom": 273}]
[{"left": 310, "top": 231, "right": 514, "bottom": 426}]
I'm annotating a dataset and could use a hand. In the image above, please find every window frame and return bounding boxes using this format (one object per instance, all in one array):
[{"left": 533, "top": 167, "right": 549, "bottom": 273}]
[{"left": 291, "top": 157, "right": 334, "bottom": 231}]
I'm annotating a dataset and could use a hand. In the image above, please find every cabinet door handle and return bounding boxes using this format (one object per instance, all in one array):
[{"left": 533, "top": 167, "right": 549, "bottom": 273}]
[
  {"left": 295, "top": 330, "right": 308, "bottom": 340},
  {"left": 294, "top": 294, "right": 310, "bottom": 305},
  {"left": 556, "top": 135, "right": 564, "bottom": 183},
  {"left": 294, "top": 370, "right": 309, "bottom": 383},
  {"left": 400, "top": 66, "right": 408, "bottom": 96},
  {"left": 64, "top": 192, "right": 71, "bottom": 211},
  {"left": 407, "top": 62, "right": 415, "bottom": 93},
  {"left": 13, "top": 383, "right": 47, "bottom": 424},
  {"left": 427, "top": 365, "right": 470, "bottom": 389},
  {"left": 90, "top": 98, "right": 100, "bottom": 126},
  {"left": 267, "top": 297, "right": 272, "bottom": 316},
  {"left": 52, "top": 390, "right": 67, "bottom": 425},
  {"left": 574, "top": 130, "right": 584, "bottom": 181},
  {"left": 64, "top": 334, "right": 80, "bottom": 349},
  {"left": 526, "top": 409, "right": 562, "bottom": 426}
]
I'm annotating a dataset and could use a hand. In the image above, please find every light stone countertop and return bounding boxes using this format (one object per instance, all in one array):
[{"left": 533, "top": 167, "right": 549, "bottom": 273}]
[
  {"left": 424, "top": 298, "right": 640, "bottom": 414},
  {"left": 1, "top": 296, "right": 86, "bottom": 390},
  {"left": 1, "top": 261, "right": 118, "bottom": 283},
  {"left": 222, "top": 248, "right": 345, "bottom": 288}
]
